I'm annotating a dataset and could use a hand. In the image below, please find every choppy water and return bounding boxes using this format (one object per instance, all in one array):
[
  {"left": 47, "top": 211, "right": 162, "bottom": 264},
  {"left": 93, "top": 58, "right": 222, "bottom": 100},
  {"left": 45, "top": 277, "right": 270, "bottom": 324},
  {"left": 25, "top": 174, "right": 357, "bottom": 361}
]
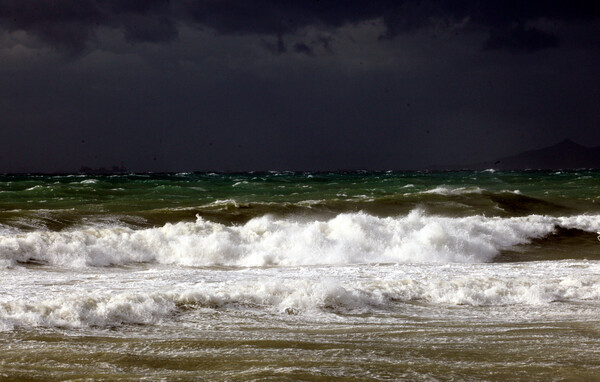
[{"left": 1, "top": 171, "right": 600, "bottom": 380}]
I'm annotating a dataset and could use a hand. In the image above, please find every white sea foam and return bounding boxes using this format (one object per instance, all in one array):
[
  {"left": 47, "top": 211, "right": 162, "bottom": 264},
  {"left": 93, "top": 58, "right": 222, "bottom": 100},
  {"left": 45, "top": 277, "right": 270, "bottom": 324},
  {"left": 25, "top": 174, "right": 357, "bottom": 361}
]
[
  {"left": 420, "top": 186, "right": 485, "bottom": 195},
  {"left": 1, "top": 210, "right": 599, "bottom": 268},
  {"left": 205, "top": 199, "right": 242, "bottom": 208},
  {"left": 0, "top": 290, "right": 177, "bottom": 330},
  {"left": 25, "top": 185, "right": 44, "bottom": 191},
  {"left": 1, "top": 261, "right": 599, "bottom": 330}
]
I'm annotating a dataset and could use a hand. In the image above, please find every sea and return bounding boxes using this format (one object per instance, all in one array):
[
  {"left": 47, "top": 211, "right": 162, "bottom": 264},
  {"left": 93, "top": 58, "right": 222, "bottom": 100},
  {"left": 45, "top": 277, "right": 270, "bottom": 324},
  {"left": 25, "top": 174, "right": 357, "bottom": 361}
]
[{"left": 1, "top": 171, "right": 599, "bottom": 380}]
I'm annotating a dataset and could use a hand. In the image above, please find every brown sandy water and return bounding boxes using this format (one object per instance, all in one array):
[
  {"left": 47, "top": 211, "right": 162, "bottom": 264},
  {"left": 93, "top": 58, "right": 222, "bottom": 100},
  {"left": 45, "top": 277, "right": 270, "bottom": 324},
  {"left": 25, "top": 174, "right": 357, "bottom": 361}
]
[{"left": 2, "top": 314, "right": 600, "bottom": 381}]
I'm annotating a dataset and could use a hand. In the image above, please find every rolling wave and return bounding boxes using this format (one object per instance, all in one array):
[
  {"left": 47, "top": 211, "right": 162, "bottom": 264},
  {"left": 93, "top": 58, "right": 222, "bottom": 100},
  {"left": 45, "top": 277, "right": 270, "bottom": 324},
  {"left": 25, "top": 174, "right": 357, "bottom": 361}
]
[{"left": 1, "top": 210, "right": 599, "bottom": 268}]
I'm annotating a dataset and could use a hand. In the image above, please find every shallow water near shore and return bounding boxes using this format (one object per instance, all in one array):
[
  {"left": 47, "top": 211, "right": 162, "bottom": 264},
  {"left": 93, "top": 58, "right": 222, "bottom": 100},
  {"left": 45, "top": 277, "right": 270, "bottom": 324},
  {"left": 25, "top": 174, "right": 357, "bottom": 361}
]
[{"left": 1, "top": 171, "right": 600, "bottom": 380}]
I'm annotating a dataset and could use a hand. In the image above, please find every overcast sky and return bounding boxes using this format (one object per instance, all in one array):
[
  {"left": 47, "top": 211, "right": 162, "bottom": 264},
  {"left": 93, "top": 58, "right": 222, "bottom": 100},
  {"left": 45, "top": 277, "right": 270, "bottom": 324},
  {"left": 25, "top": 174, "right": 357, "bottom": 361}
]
[{"left": 1, "top": 1, "right": 599, "bottom": 172}]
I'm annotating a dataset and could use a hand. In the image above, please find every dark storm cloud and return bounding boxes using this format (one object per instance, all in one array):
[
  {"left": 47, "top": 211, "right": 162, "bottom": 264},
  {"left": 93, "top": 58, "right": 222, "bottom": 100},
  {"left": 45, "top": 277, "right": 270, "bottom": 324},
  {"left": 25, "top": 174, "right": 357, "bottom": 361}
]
[
  {"left": 1, "top": 1, "right": 600, "bottom": 173},
  {"left": 293, "top": 42, "right": 312, "bottom": 55},
  {"left": 484, "top": 26, "right": 558, "bottom": 53},
  {"left": 263, "top": 32, "right": 287, "bottom": 55},
  {"left": 0, "top": 0, "right": 177, "bottom": 53},
  {"left": 0, "top": 1, "right": 100, "bottom": 52},
  {"left": 1, "top": 1, "right": 599, "bottom": 54}
]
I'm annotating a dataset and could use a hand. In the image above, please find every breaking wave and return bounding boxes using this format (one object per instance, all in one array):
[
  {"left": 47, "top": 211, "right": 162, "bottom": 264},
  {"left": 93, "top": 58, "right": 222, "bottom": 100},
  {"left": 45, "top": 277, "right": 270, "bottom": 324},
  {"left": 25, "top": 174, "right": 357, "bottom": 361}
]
[
  {"left": 2, "top": 262, "right": 599, "bottom": 330},
  {"left": 1, "top": 210, "right": 599, "bottom": 268}
]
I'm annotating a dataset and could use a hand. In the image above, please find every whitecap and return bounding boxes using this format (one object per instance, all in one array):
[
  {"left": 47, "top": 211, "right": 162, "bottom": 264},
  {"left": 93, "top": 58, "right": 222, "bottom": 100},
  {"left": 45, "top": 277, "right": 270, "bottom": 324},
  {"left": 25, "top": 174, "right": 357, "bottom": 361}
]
[
  {"left": 2, "top": 210, "right": 598, "bottom": 268},
  {"left": 420, "top": 186, "right": 485, "bottom": 195}
]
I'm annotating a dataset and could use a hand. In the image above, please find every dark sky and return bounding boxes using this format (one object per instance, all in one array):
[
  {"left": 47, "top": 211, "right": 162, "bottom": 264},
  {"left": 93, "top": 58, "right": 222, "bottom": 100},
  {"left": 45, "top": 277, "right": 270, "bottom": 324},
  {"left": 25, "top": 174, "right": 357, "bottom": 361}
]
[{"left": 1, "top": 1, "right": 599, "bottom": 172}]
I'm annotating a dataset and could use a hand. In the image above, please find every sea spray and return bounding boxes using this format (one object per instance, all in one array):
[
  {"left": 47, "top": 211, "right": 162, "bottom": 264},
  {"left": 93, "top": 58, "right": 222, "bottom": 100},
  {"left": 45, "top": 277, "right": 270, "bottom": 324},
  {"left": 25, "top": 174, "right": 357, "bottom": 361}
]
[{"left": 2, "top": 210, "right": 599, "bottom": 268}]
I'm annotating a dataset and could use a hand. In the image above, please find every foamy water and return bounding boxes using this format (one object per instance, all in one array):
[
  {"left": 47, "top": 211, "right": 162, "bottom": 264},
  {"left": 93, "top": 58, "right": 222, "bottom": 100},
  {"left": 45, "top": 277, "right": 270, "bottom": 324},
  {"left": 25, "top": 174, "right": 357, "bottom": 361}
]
[
  {"left": 2, "top": 172, "right": 600, "bottom": 380},
  {"left": 2, "top": 210, "right": 599, "bottom": 268},
  {"left": 2, "top": 261, "right": 599, "bottom": 331}
]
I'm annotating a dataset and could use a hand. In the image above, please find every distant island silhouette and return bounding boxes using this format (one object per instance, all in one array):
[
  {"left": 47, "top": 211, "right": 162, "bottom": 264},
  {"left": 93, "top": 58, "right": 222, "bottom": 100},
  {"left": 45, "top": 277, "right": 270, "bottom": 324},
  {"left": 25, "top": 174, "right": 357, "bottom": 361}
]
[{"left": 430, "top": 139, "right": 600, "bottom": 170}]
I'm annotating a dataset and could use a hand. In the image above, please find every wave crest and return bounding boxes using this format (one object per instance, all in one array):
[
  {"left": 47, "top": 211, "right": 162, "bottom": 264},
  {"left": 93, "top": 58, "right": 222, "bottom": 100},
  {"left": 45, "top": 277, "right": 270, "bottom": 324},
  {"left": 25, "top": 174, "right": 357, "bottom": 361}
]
[{"left": 1, "top": 211, "right": 599, "bottom": 268}]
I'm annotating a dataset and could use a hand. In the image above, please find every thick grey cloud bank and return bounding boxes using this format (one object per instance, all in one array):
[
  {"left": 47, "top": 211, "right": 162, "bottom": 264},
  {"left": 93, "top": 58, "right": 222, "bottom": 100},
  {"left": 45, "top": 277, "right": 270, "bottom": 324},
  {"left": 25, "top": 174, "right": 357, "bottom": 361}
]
[
  {"left": 1, "top": 1, "right": 599, "bottom": 172},
  {"left": 3, "top": 1, "right": 598, "bottom": 54}
]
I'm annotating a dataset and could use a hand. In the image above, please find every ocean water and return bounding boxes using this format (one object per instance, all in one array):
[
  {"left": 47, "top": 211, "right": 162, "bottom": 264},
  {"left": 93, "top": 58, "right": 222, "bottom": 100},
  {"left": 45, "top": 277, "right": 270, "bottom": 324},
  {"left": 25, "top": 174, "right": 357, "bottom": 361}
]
[{"left": 1, "top": 171, "right": 600, "bottom": 380}]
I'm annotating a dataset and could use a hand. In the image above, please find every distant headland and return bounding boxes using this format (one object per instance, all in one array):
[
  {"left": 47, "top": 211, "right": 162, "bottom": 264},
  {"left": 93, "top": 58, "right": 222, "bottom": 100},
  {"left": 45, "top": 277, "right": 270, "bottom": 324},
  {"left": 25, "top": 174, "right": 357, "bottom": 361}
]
[{"left": 429, "top": 139, "right": 600, "bottom": 170}]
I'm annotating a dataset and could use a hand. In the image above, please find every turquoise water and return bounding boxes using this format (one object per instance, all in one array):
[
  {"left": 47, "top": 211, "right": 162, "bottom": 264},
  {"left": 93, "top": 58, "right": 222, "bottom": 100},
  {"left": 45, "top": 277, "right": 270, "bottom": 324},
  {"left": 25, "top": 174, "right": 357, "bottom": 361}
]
[{"left": 2, "top": 170, "right": 599, "bottom": 230}]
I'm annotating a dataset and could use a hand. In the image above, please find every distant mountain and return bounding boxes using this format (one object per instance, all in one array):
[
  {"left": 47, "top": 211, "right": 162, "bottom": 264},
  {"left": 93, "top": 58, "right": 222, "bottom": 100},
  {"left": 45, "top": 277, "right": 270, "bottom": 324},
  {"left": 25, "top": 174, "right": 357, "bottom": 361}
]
[{"left": 429, "top": 139, "right": 600, "bottom": 170}]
